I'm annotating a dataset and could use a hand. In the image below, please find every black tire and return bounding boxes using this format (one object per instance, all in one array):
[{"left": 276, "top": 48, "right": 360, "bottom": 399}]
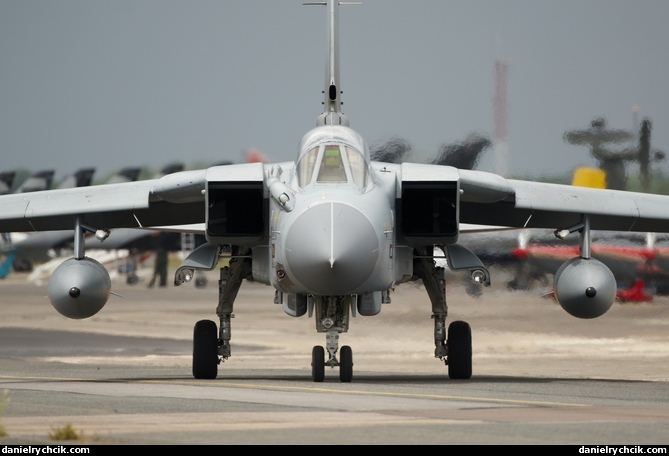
[
  {"left": 447, "top": 320, "right": 472, "bottom": 379},
  {"left": 193, "top": 320, "right": 218, "bottom": 379},
  {"left": 339, "top": 345, "right": 353, "bottom": 383},
  {"left": 195, "top": 276, "right": 207, "bottom": 288},
  {"left": 312, "top": 346, "right": 325, "bottom": 383}
]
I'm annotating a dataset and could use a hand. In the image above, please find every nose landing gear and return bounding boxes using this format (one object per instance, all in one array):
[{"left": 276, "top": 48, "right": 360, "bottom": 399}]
[
  {"left": 311, "top": 296, "right": 354, "bottom": 382},
  {"left": 311, "top": 333, "right": 353, "bottom": 383}
]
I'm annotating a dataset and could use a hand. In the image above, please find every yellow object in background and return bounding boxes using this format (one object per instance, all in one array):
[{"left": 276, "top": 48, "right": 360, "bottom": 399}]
[{"left": 572, "top": 166, "right": 607, "bottom": 189}]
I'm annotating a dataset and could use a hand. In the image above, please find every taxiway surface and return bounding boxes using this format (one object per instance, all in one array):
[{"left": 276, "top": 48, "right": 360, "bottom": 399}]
[{"left": 1, "top": 268, "right": 668, "bottom": 445}]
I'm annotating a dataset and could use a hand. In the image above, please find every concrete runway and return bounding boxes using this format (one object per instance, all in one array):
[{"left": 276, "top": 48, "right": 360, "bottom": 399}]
[{"left": 1, "top": 267, "right": 669, "bottom": 445}]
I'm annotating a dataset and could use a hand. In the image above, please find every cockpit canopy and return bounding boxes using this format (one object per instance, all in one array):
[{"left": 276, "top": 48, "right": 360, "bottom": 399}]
[{"left": 295, "top": 126, "right": 371, "bottom": 190}]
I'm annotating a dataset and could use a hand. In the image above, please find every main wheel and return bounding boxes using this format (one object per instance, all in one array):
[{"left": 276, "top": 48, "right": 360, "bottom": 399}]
[
  {"left": 312, "top": 346, "right": 325, "bottom": 382},
  {"left": 339, "top": 345, "right": 353, "bottom": 383},
  {"left": 447, "top": 320, "right": 472, "bottom": 379},
  {"left": 193, "top": 319, "right": 218, "bottom": 379}
]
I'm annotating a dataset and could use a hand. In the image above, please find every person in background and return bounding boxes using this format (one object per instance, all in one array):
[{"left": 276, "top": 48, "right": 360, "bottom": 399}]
[{"left": 148, "top": 233, "right": 169, "bottom": 288}]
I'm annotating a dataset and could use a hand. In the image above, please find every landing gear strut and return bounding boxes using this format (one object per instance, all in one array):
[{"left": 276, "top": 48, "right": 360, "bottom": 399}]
[
  {"left": 414, "top": 246, "right": 478, "bottom": 379},
  {"left": 191, "top": 248, "right": 251, "bottom": 380}
]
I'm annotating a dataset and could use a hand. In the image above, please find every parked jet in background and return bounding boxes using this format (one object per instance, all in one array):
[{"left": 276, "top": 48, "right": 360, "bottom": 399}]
[
  {"left": 1, "top": 168, "right": 59, "bottom": 275},
  {"left": 487, "top": 228, "right": 669, "bottom": 301},
  {"left": 0, "top": 172, "right": 16, "bottom": 196},
  {"left": 6, "top": 165, "right": 193, "bottom": 281},
  {"left": 466, "top": 163, "right": 669, "bottom": 301},
  {"left": 4, "top": 1, "right": 669, "bottom": 383},
  {"left": 13, "top": 169, "right": 55, "bottom": 193}
]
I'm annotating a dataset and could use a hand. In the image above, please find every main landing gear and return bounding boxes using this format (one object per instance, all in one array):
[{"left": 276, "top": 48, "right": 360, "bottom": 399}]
[
  {"left": 415, "top": 245, "right": 481, "bottom": 380},
  {"left": 190, "top": 244, "right": 481, "bottom": 382},
  {"left": 191, "top": 250, "right": 252, "bottom": 380}
]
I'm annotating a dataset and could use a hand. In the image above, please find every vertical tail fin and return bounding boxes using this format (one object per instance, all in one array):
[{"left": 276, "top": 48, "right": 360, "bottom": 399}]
[
  {"left": 305, "top": 1, "right": 360, "bottom": 126},
  {"left": 56, "top": 167, "right": 96, "bottom": 189},
  {"left": 15, "top": 170, "right": 55, "bottom": 193},
  {"left": 0, "top": 171, "right": 16, "bottom": 195}
]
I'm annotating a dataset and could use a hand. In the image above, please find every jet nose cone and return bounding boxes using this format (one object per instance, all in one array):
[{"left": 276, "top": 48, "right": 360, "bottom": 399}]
[{"left": 285, "top": 202, "right": 379, "bottom": 294}]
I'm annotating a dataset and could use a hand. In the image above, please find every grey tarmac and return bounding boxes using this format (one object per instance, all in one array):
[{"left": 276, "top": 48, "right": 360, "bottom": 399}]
[{"left": 1, "top": 267, "right": 668, "bottom": 445}]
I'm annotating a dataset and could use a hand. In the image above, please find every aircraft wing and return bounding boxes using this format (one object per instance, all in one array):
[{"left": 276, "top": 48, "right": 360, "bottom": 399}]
[
  {"left": 0, "top": 164, "right": 661, "bottom": 248},
  {"left": 0, "top": 169, "right": 207, "bottom": 233},
  {"left": 458, "top": 169, "right": 669, "bottom": 232},
  {"left": 0, "top": 165, "right": 669, "bottom": 236}
]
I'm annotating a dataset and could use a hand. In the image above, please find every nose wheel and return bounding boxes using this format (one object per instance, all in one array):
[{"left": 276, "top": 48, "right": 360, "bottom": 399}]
[{"left": 311, "top": 344, "right": 353, "bottom": 383}]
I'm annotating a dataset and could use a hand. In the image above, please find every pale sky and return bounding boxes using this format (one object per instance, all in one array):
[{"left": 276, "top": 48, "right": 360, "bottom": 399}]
[{"left": 1, "top": 0, "right": 668, "bottom": 184}]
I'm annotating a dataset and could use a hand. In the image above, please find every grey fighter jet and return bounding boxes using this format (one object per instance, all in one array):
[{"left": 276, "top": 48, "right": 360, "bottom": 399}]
[{"left": 3, "top": 1, "right": 669, "bottom": 382}]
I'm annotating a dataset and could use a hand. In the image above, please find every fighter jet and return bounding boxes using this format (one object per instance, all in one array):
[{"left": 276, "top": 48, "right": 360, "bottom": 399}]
[{"left": 4, "top": 1, "right": 669, "bottom": 383}]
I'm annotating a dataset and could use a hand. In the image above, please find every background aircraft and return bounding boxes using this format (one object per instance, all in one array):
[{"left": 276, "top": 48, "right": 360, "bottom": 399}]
[
  {"left": 13, "top": 169, "right": 55, "bottom": 193},
  {"left": 6, "top": 164, "right": 205, "bottom": 284},
  {"left": 4, "top": 1, "right": 669, "bottom": 384},
  {"left": 0, "top": 168, "right": 60, "bottom": 275},
  {"left": 0, "top": 171, "right": 16, "bottom": 196},
  {"left": 1, "top": 167, "right": 102, "bottom": 271},
  {"left": 370, "top": 133, "right": 492, "bottom": 170},
  {"left": 461, "top": 228, "right": 665, "bottom": 298},
  {"left": 469, "top": 117, "right": 669, "bottom": 301},
  {"left": 7, "top": 159, "right": 261, "bottom": 285},
  {"left": 1, "top": 166, "right": 160, "bottom": 277}
]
